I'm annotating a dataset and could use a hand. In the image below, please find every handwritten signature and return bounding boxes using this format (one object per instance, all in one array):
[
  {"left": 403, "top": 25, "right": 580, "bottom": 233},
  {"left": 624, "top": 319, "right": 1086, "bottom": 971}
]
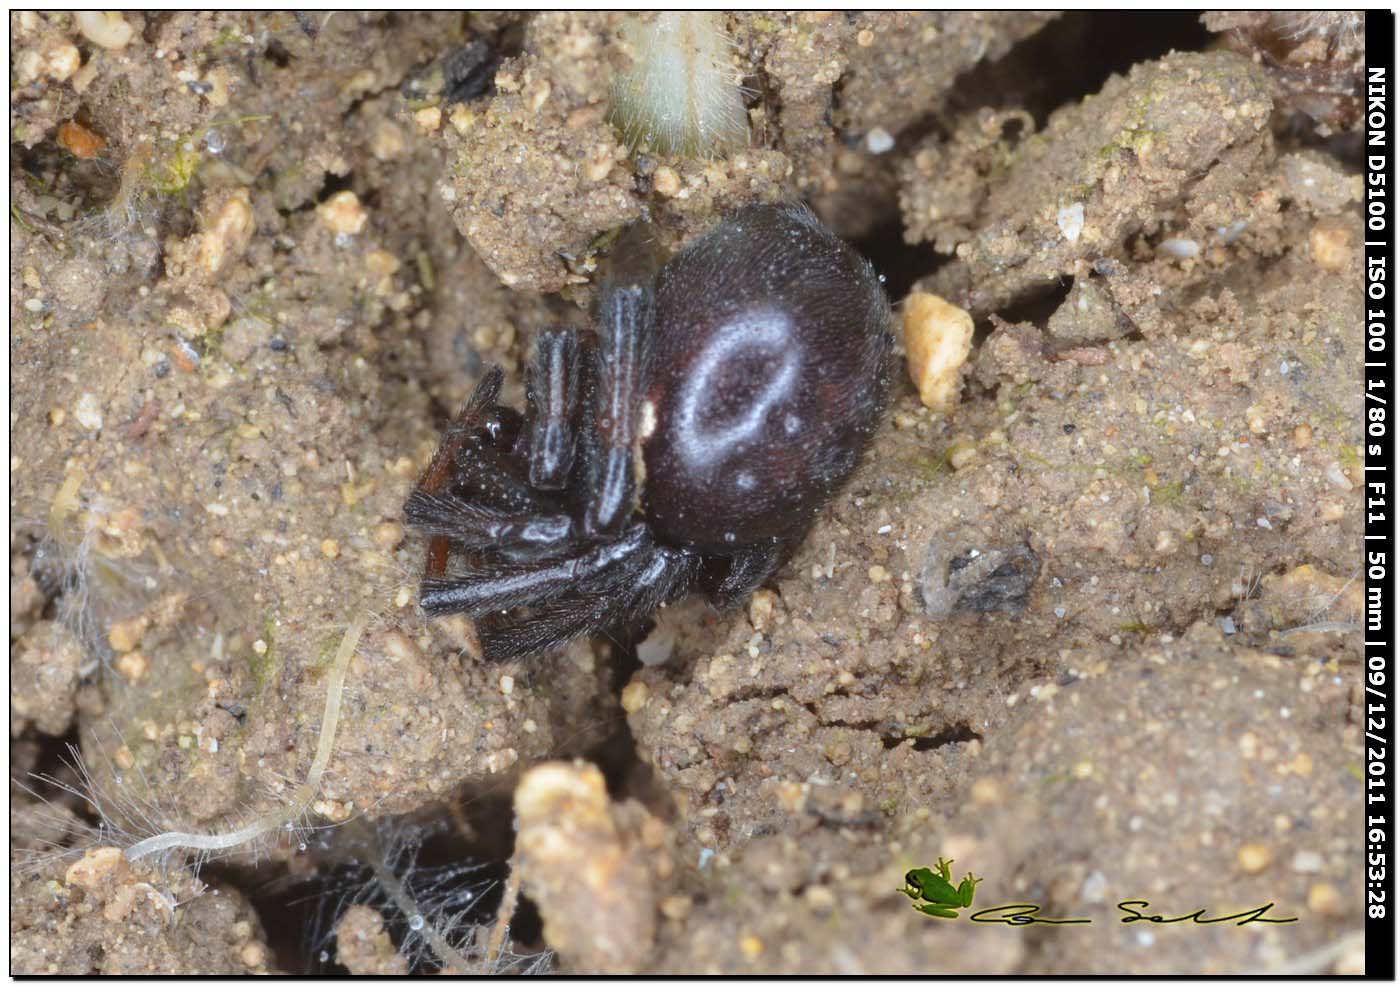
[{"left": 966, "top": 901, "right": 1298, "bottom": 927}]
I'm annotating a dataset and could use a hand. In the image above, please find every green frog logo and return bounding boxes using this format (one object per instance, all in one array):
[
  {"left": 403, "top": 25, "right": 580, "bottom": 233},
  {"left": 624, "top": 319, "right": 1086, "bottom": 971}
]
[{"left": 898, "top": 857, "right": 983, "bottom": 919}]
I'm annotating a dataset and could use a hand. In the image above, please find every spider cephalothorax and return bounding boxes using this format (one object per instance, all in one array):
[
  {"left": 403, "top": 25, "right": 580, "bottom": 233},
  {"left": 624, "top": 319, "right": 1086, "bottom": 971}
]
[{"left": 406, "top": 203, "right": 891, "bottom": 662}]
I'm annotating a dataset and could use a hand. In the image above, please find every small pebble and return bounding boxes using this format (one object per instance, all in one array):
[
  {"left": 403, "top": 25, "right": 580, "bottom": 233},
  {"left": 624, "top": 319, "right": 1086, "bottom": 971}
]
[
  {"left": 57, "top": 120, "right": 107, "bottom": 159},
  {"left": 620, "top": 680, "right": 650, "bottom": 713},
  {"left": 865, "top": 127, "right": 894, "bottom": 154},
  {"left": 1307, "top": 881, "right": 1344, "bottom": 916},
  {"left": 115, "top": 651, "right": 148, "bottom": 682},
  {"left": 970, "top": 777, "right": 1003, "bottom": 805},
  {"left": 75, "top": 11, "right": 134, "bottom": 50},
  {"left": 197, "top": 191, "right": 256, "bottom": 277},
  {"left": 74, "top": 393, "right": 104, "bottom": 431},
  {"left": 1057, "top": 202, "right": 1085, "bottom": 243},
  {"left": 1310, "top": 222, "right": 1352, "bottom": 272},
  {"left": 374, "top": 521, "right": 405, "bottom": 549},
  {"left": 1237, "top": 843, "right": 1272, "bottom": 874},
  {"left": 317, "top": 190, "right": 368, "bottom": 236},
  {"left": 1292, "top": 849, "right": 1323, "bottom": 873},
  {"left": 748, "top": 588, "right": 778, "bottom": 632},
  {"left": 903, "top": 292, "right": 973, "bottom": 413},
  {"left": 239, "top": 942, "right": 268, "bottom": 968},
  {"left": 1326, "top": 462, "right": 1354, "bottom": 491},
  {"left": 65, "top": 847, "right": 128, "bottom": 889},
  {"left": 413, "top": 106, "right": 442, "bottom": 132},
  {"left": 948, "top": 443, "right": 978, "bottom": 470},
  {"left": 320, "top": 538, "right": 340, "bottom": 560},
  {"left": 652, "top": 166, "right": 681, "bottom": 197},
  {"left": 38, "top": 39, "right": 81, "bottom": 82},
  {"left": 107, "top": 616, "right": 147, "bottom": 653},
  {"left": 1081, "top": 870, "right": 1108, "bottom": 904}
]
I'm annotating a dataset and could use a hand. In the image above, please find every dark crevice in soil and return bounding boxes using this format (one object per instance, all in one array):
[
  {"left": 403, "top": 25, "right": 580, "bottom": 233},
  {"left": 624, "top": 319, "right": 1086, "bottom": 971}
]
[
  {"left": 313, "top": 170, "right": 356, "bottom": 205},
  {"left": 852, "top": 215, "right": 947, "bottom": 305},
  {"left": 992, "top": 278, "right": 1074, "bottom": 333},
  {"left": 247, "top": 807, "right": 538, "bottom": 974},
  {"left": 892, "top": 11, "right": 1212, "bottom": 152},
  {"left": 883, "top": 722, "right": 983, "bottom": 752},
  {"left": 1008, "top": 11, "right": 1212, "bottom": 127},
  {"left": 589, "top": 626, "right": 677, "bottom": 822},
  {"left": 263, "top": 38, "right": 295, "bottom": 69}
]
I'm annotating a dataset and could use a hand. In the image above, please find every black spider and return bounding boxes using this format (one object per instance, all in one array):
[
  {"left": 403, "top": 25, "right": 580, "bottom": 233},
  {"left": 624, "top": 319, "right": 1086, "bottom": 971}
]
[{"left": 405, "top": 203, "right": 891, "bottom": 662}]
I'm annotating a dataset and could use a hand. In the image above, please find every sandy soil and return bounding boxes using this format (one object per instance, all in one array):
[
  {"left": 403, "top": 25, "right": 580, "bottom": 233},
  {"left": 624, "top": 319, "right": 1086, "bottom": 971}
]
[{"left": 10, "top": 10, "right": 1366, "bottom": 975}]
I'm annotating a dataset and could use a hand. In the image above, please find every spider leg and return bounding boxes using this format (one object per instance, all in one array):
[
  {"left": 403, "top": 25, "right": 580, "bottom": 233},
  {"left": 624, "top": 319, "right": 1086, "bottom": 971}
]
[
  {"left": 705, "top": 538, "right": 792, "bottom": 610},
  {"left": 478, "top": 544, "right": 701, "bottom": 662},
  {"left": 403, "top": 491, "right": 572, "bottom": 554},
  {"left": 523, "top": 328, "right": 583, "bottom": 491},
  {"left": 581, "top": 281, "right": 654, "bottom": 535},
  {"left": 420, "top": 524, "right": 650, "bottom": 618}
]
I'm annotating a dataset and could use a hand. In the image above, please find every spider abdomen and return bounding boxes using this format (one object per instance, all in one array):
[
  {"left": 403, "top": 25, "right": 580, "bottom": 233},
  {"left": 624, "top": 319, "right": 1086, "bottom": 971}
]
[{"left": 640, "top": 203, "right": 892, "bottom": 554}]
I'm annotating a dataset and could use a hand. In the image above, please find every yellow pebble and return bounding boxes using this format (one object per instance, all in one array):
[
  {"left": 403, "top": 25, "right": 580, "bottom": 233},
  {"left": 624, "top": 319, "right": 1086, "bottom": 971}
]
[
  {"left": 620, "top": 680, "right": 650, "bottom": 713},
  {"left": 970, "top": 777, "right": 1003, "bottom": 805},
  {"left": 1307, "top": 881, "right": 1344, "bottom": 916},
  {"left": 115, "top": 651, "right": 148, "bottom": 682},
  {"left": 1237, "top": 843, "right": 1272, "bottom": 874},
  {"left": 1310, "top": 221, "right": 1352, "bottom": 272},
  {"left": 317, "top": 190, "right": 368, "bottom": 236},
  {"left": 239, "top": 942, "right": 267, "bottom": 968},
  {"left": 414, "top": 105, "right": 443, "bottom": 132},
  {"left": 903, "top": 292, "right": 974, "bottom": 413},
  {"left": 653, "top": 166, "right": 681, "bottom": 197}
]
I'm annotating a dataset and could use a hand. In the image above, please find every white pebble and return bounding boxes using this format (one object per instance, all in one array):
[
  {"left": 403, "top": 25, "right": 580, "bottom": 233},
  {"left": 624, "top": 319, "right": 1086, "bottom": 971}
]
[
  {"left": 1057, "top": 203, "right": 1085, "bottom": 243},
  {"left": 637, "top": 625, "right": 676, "bottom": 666},
  {"left": 1081, "top": 870, "right": 1108, "bottom": 904},
  {"left": 1292, "top": 850, "right": 1323, "bottom": 873},
  {"left": 1158, "top": 237, "right": 1200, "bottom": 259},
  {"left": 1326, "top": 463, "right": 1354, "bottom": 491},
  {"left": 75, "top": 11, "right": 134, "bottom": 50},
  {"left": 865, "top": 127, "right": 895, "bottom": 154},
  {"left": 1216, "top": 220, "right": 1248, "bottom": 243},
  {"left": 74, "top": 392, "right": 103, "bottom": 431}
]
